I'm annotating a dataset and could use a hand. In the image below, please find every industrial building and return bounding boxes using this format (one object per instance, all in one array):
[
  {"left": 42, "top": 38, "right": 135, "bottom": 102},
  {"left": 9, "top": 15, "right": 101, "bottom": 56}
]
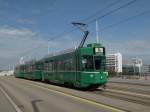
[
  {"left": 143, "top": 64, "right": 150, "bottom": 75},
  {"left": 106, "top": 53, "right": 122, "bottom": 73},
  {"left": 122, "top": 65, "right": 141, "bottom": 75},
  {"left": 122, "top": 58, "right": 143, "bottom": 75}
]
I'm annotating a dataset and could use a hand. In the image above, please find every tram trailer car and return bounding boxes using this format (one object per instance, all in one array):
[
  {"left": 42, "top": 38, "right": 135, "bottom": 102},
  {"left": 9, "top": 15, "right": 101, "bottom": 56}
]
[
  {"left": 14, "top": 64, "right": 25, "bottom": 78},
  {"left": 15, "top": 60, "right": 44, "bottom": 80},
  {"left": 15, "top": 43, "right": 108, "bottom": 89}
]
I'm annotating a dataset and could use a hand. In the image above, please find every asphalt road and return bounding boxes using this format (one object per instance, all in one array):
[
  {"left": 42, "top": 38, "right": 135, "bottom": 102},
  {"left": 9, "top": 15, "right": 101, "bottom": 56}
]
[
  {"left": 0, "top": 77, "right": 116, "bottom": 112},
  {"left": 0, "top": 76, "right": 150, "bottom": 112},
  {"left": 0, "top": 88, "right": 16, "bottom": 112}
]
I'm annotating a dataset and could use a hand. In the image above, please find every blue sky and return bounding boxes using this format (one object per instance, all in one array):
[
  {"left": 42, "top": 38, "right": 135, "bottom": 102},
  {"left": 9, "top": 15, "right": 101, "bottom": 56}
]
[{"left": 0, "top": 0, "right": 150, "bottom": 69}]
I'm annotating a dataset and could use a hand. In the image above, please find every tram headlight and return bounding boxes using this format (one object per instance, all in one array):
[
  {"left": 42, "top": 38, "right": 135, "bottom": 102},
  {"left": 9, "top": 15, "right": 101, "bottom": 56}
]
[{"left": 90, "top": 74, "right": 94, "bottom": 78}]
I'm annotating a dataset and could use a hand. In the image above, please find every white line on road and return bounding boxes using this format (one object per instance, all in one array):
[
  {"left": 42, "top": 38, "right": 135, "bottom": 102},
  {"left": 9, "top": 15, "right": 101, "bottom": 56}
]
[{"left": 0, "top": 86, "right": 23, "bottom": 112}]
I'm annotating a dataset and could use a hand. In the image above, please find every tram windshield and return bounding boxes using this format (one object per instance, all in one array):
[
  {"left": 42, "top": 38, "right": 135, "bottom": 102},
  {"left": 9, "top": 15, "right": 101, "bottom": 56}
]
[
  {"left": 82, "top": 56, "right": 94, "bottom": 70},
  {"left": 94, "top": 56, "right": 106, "bottom": 71},
  {"left": 82, "top": 55, "right": 105, "bottom": 71}
]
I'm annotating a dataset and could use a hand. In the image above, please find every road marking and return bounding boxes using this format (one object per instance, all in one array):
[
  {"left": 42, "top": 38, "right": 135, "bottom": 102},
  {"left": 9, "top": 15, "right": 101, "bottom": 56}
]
[
  {"left": 106, "top": 89, "right": 150, "bottom": 98},
  {"left": 0, "top": 86, "right": 23, "bottom": 112},
  {"left": 24, "top": 82, "right": 125, "bottom": 112}
]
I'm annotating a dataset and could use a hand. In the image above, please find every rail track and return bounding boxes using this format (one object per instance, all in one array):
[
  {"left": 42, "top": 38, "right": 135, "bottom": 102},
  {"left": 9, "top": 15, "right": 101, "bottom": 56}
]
[
  {"left": 107, "top": 82, "right": 150, "bottom": 95},
  {"left": 109, "top": 81, "right": 150, "bottom": 87},
  {"left": 92, "top": 88, "right": 150, "bottom": 107},
  {"left": 106, "top": 85, "right": 150, "bottom": 95}
]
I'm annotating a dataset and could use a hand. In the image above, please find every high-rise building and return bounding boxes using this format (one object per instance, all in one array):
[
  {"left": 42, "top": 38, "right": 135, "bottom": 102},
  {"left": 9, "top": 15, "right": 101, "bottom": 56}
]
[{"left": 106, "top": 53, "right": 122, "bottom": 73}]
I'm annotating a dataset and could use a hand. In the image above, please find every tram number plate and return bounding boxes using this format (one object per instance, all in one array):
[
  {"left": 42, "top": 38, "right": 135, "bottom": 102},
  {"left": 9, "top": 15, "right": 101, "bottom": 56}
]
[{"left": 95, "top": 48, "right": 103, "bottom": 53}]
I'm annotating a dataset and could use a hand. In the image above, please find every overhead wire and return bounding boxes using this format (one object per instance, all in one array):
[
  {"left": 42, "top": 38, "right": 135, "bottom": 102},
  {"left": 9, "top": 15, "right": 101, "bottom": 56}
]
[
  {"left": 79, "top": 0, "right": 124, "bottom": 22},
  {"left": 88, "top": 9, "right": 150, "bottom": 40},
  {"left": 87, "top": 0, "right": 137, "bottom": 25},
  {"left": 101, "top": 10, "right": 150, "bottom": 30},
  {"left": 47, "top": 0, "right": 137, "bottom": 41},
  {"left": 46, "top": 0, "right": 125, "bottom": 41},
  {"left": 19, "top": 0, "right": 137, "bottom": 58},
  {"left": 19, "top": 0, "right": 126, "bottom": 56}
]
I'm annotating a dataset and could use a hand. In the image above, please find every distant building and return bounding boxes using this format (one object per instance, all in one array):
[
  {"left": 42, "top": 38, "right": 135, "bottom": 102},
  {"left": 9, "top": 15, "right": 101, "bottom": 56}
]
[
  {"left": 19, "top": 57, "right": 25, "bottom": 64},
  {"left": 106, "top": 53, "right": 122, "bottom": 73},
  {"left": 122, "top": 58, "right": 143, "bottom": 75},
  {"left": 132, "top": 58, "right": 143, "bottom": 73},
  {"left": 0, "top": 70, "right": 14, "bottom": 76},
  {"left": 143, "top": 65, "right": 150, "bottom": 75},
  {"left": 122, "top": 65, "right": 140, "bottom": 75}
]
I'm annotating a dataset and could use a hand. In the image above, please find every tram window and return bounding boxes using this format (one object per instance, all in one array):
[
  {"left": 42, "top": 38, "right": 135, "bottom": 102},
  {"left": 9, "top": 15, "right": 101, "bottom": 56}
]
[
  {"left": 44, "top": 63, "right": 48, "bottom": 71},
  {"left": 37, "top": 65, "right": 42, "bottom": 70},
  {"left": 94, "top": 57, "right": 106, "bottom": 71},
  {"left": 82, "top": 56, "right": 94, "bottom": 70},
  {"left": 63, "top": 58, "right": 74, "bottom": 71},
  {"left": 95, "top": 60, "right": 101, "bottom": 70},
  {"left": 48, "top": 62, "right": 53, "bottom": 71}
]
